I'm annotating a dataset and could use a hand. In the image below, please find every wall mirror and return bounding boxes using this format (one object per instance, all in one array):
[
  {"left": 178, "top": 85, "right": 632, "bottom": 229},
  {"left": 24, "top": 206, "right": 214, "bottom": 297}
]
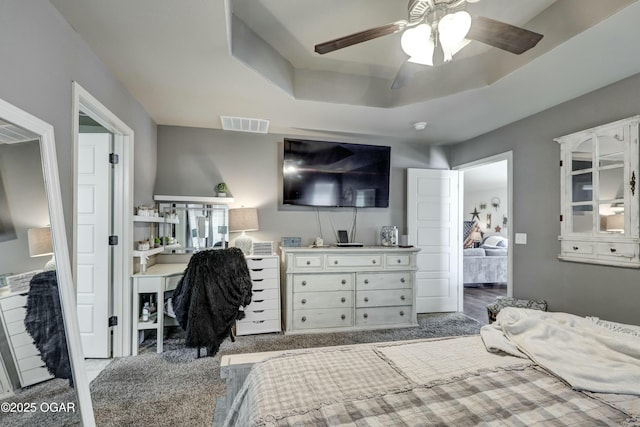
[
  {"left": 0, "top": 98, "right": 94, "bottom": 426},
  {"left": 157, "top": 202, "right": 229, "bottom": 253}
]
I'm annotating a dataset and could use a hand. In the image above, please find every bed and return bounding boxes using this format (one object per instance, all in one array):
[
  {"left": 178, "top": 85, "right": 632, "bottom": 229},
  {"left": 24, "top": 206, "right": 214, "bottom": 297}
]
[{"left": 223, "top": 308, "right": 640, "bottom": 426}]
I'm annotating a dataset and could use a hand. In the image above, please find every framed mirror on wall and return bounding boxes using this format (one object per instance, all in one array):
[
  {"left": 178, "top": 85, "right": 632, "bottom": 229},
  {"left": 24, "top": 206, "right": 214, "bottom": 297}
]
[{"left": 0, "top": 98, "right": 94, "bottom": 426}]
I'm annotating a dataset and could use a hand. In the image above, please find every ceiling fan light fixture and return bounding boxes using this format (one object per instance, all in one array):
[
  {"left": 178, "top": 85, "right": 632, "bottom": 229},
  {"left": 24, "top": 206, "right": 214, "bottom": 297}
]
[
  {"left": 438, "top": 11, "right": 472, "bottom": 62},
  {"left": 401, "top": 23, "right": 432, "bottom": 59}
]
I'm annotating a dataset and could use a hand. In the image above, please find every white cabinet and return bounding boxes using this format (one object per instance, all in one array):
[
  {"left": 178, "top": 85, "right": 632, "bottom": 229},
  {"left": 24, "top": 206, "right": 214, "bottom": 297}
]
[
  {"left": 281, "top": 247, "right": 419, "bottom": 334},
  {"left": 0, "top": 292, "right": 53, "bottom": 387},
  {"left": 236, "top": 255, "right": 281, "bottom": 336},
  {"left": 556, "top": 115, "right": 640, "bottom": 267}
]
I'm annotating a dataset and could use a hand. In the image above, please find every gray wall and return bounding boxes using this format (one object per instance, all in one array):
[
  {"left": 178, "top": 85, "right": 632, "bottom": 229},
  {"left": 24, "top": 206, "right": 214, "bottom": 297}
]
[
  {"left": 0, "top": 1, "right": 157, "bottom": 250},
  {"left": 156, "top": 126, "right": 448, "bottom": 247},
  {"left": 450, "top": 72, "right": 640, "bottom": 326},
  {"left": 0, "top": 140, "right": 51, "bottom": 275}
]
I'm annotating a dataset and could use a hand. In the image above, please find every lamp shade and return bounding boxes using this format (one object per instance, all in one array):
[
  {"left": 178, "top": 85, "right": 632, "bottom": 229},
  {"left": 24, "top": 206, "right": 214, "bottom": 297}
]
[
  {"left": 606, "top": 214, "right": 624, "bottom": 232},
  {"left": 229, "top": 208, "right": 259, "bottom": 232},
  {"left": 28, "top": 226, "right": 53, "bottom": 257}
]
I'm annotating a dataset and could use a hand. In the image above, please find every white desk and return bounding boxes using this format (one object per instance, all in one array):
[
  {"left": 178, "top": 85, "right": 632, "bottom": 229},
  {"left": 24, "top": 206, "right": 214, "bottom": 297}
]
[{"left": 131, "top": 263, "right": 187, "bottom": 355}]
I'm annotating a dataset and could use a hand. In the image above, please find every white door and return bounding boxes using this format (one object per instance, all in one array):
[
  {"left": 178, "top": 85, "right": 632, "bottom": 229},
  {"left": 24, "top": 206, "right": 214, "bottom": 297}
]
[
  {"left": 407, "top": 169, "right": 461, "bottom": 313},
  {"left": 76, "top": 133, "right": 111, "bottom": 357}
]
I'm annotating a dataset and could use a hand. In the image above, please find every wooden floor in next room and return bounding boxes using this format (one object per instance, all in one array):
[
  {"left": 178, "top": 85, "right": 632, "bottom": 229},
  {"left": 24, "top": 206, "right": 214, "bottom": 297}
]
[{"left": 463, "top": 284, "right": 507, "bottom": 325}]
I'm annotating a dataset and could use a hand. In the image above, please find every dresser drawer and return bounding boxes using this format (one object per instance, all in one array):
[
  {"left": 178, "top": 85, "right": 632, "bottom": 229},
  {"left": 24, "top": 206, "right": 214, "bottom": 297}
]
[
  {"left": 236, "top": 319, "right": 280, "bottom": 335},
  {"left": 241, "top": 308, "right": 280, "bottom": 322},
  {"left": 293, "top": 308, "right": 353, "bottom": 329},
  {"left": 357, "top": 272, "right": 412, "bottom": 290},
  {"left": 293, "top": 274, "right": 353, "bottom": 292},
  {"left": 356, "top": 289, "right": 412, "bottom": 308},
  {"left": 326, "top": 254, "right": 382, "bottom": 269},
  {"left": 13, "top": 342, "right": 41, "bottom": 360},
  {"left": 6, "top": 319, "right": 27, "bottom": 336},
  {"left": 250, "top": 277, "right": 279, "bottom": 291},
  {"left": 10, "top": 332, "right": 36, "bottom": 348},
  {"left": 19, "top": 366, "right": 52, "bottom": 387},
  {"left": 17, "top": 354, "right": 47, "bottom": 372},
  {"left": 293, "top": 291, "right": 352, "bottom": 310},
  {"left": 561, "top": 240, "right": 594, "bottom": 255},
  {"left": 0, "top": 294, "right": 28, "bottom": 311},
  {"left": 293, "top": 255, "right": 323, "bottom": 269},
  {"left": 248, "top": 287, "right": 279, "bottom": 303},
  {"left": 249, "top": 268, "right": 279, "bottom": 281},
  {"left": 244, "top": 297, "right": 279, "bottom": 312},
  {"left": 595, "top": 241, "right": 638, "bottom": 258},
  {"left": 246, "top": 257, "right": 278, "bottom": 269},
  {"left": 355, "top": 306, "right": 412, "bottom": 326},
  {"left": 385, "top": 254, "right": 411, "bottom": 268},
  {"left": 3, "top": 306, "right": 26, "bottom": 324}
]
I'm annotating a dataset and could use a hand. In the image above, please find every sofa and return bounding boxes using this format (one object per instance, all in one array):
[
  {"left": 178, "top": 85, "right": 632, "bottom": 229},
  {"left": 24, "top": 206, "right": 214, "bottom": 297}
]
[{"left": 463, "top": 236, "right": 508, "bottom": 285}]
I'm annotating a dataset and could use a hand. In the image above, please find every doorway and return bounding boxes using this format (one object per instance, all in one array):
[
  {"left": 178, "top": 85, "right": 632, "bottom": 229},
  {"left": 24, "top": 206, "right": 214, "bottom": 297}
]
[
  {"left": 72, "top": 82, "right": 134, "bottom": 357},
  {"left": 455, "top": 152, "right": 512, "bottom": 324}
]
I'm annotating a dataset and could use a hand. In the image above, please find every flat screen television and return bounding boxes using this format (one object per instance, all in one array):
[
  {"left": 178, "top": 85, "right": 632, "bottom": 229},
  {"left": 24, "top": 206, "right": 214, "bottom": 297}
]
[{"left": 283, "top": 138, "right": 390, "bottom": 208}]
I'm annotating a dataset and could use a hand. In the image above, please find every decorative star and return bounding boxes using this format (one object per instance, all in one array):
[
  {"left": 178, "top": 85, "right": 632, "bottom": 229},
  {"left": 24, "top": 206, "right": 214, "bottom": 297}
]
[
  {"left": 470, "top": 207, "right": 480, "bottom": 221},
  {"left": 494, "top": 225, "right": 502, "bottom": 232}
]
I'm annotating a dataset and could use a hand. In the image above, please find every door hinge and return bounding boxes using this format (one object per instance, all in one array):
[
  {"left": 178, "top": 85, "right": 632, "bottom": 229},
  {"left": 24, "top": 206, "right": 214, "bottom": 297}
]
[
  {"left": 109, "top": 153, "right": 119, "bottom": 164},
  {"left": 108, "top": 316, "right": 118, "bottom": 327},
  {"left": 560, "top": 214, "right": 563, "bottom": 222},
  {"left": 108, "top": 235, "right": 119, "bottom": 245},
  {"left": 560, "top": 160, "right": 563, "bottom": 167}
]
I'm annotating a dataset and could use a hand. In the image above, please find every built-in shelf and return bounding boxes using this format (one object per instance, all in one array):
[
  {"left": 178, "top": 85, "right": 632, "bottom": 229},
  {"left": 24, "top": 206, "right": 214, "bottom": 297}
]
[
  {"left": 133, "top": 215, "right": 179, "bottom": 224},
  {"left": 132, "top": 244, "right": 181, "bottom": 258},
  {"left": 153, "top": 195, "right": 234, "bottom": 204}
]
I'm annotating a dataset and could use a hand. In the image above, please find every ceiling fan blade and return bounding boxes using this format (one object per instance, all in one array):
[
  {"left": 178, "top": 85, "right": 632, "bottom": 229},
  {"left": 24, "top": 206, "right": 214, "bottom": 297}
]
[
  {"left": 391, "top": 60, "right": 423, "bottom": 90},
  {"left": 467, "top": 16, "right": 543, "bottom": 55},
  {"left": 315, "top": 20, "right": 407, "bottom": 55}
]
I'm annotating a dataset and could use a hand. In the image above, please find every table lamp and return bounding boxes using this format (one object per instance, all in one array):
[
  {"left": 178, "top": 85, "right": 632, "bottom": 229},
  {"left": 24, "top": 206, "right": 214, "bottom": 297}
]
[
  {"left": 229, "top": 208, "right": 259, "bottom": 255},
  {"left": 28, "top": 226, "right": 56, "bottom": 270}
]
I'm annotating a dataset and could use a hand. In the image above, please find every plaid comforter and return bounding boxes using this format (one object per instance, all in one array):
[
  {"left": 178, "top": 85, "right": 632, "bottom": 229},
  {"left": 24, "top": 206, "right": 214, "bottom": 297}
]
[{"left": 224, "top": 337, "right": 640, "bottom": 426}]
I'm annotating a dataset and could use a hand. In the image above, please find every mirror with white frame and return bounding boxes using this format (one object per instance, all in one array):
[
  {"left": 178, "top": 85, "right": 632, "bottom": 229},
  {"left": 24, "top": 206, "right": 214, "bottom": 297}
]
[{"left": 0, "top": 99, "right": 94, "bottom": 426}]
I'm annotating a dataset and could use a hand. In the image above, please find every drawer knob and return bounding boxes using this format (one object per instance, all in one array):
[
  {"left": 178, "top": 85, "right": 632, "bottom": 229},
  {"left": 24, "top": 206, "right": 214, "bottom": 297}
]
[
  {"left": 399, "top": 310, "right": 405, "bottom": 316},
  {"left": 400, "top": 278, "right": 405, "bottom": 283},
  {"left": 341, "top": 279, "right": 346, "bottom": 285},
  {"left": 573, "top": 246, "right": 579, "bottom": 251},
  {"left": 306, "top": 260, "right": 311, "bottom": 265},
  {"left": 372, "top": 259, "right": 376, "bottom": 264},
  {"left": 341, "top": 297, "right": 346, "bottom": 303},
  {"left": 400, "top": 295, "right": 406, "bottom": 301},
  {"left": 301, "top": 316, "right": 307, "bottom": 322},
  {"left": 334, "top": 260, "right": 339, "bottom": 265},
  {"left": 397, "top": 259, "right": 401, "bottom": 264},
  {"left": 610, "top": 248, "right": 617, "bottom": 253},
  {"left": 341, "top": 314, "right": 346, "bottom": 320},
  {"left": 364, "top": 297, "right": 369, "bottom": 302},
  {"left": 364, "top": 279, "right": 369, "bottom": 284},
  {"left": 302, "top": 280, "right": 307, "bottom": 286},
  {"left": 301, "top": 299, "right": 307, "bottom": 305},
  {"left": 363, "top": 313, "right": 368, "bottom": 319}
]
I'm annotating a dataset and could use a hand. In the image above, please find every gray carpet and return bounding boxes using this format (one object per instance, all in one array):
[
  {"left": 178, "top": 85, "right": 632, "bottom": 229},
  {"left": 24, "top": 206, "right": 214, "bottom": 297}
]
[{"left": 0, "top": 312, "right": 481, "bottom": 427}]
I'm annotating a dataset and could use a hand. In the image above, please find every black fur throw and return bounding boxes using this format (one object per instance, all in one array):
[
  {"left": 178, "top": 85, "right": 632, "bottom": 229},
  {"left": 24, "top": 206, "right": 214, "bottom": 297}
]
[
  {"left": 24, "top": 270, "right": 73, "bottom": 386},
  {"left": 172, "top": 247, "right": 252, "bottom": 357}
]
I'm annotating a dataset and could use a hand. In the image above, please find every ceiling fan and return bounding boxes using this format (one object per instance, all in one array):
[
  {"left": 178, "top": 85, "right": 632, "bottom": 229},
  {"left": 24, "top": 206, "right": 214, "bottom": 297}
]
[{"left": 314, "top": 0, "right": 544, "bottom": 89}]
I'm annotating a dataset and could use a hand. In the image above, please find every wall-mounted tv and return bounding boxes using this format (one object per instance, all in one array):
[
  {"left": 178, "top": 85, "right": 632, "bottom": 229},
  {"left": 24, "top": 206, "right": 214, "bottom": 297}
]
[{"left": 283, "top": 138, "right": 391, "bottom": 208}]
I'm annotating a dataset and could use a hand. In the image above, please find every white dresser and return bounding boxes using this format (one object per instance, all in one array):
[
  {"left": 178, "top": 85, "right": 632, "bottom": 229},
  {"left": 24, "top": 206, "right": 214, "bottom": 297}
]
[
  {"left": 236, "top": 255, "right": 281, "bottom": 335},
  {"left": 0, "top": 291, "right": 53, "bottom": 387},
  {"left": 281, "top": 247, "right": 419, "bottom": 334}
]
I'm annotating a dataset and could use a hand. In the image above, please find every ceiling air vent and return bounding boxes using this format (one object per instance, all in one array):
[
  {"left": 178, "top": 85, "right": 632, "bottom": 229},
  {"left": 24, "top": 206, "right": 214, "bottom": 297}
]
[
  {"left": 220, "top": 116, "right": 269, "bottom": 134},
  {"left": 0, "top": 119, "right": 38, "bottom": 144}
]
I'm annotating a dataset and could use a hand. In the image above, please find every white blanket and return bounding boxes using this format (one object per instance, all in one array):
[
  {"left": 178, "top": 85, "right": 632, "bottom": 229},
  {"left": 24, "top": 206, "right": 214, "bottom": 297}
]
[{"left": 483, "top": 307, "right": 640, "bottom": 395}]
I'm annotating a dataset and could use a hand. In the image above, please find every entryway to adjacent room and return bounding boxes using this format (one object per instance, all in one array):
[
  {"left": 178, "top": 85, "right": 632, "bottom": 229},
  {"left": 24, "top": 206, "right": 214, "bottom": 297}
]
[{"left": 455, "top": 153, "right": 512, "bottom": 324}]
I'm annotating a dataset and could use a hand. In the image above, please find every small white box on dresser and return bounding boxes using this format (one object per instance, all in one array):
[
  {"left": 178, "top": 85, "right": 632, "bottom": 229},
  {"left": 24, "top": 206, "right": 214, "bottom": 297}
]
[{"left": 236, "top": 255, "right": 281, "bottom": 336}]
